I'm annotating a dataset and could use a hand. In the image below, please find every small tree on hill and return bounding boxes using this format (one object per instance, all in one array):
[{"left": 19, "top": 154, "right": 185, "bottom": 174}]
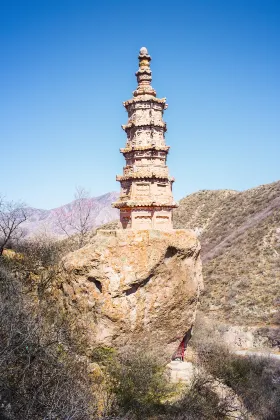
[
  {"left": 55, "top": 186, "right": 94, "bottom": 248},
  {"left": 0, "top": 196, "right": 28, "bottom": 256}
]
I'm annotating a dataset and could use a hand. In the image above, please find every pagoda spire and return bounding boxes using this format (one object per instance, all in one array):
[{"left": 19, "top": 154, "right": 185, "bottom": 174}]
[
  {"left": 133, "top": 47, "right": 156, "bottom": 97},
  {"left": 113, "top": 47, "right": 178, "bottom": 230}
]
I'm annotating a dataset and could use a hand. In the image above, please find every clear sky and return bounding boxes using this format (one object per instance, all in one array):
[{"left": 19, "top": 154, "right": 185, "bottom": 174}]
[{"left": 1, "top": 0, "right": 279, "bottom": 209}]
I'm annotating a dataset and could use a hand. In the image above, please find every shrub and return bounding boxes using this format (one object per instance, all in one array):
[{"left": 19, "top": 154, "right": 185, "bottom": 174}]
[
  {"left": 0, "top": 266, "right": 97, "bottom": 420},
  {"left": 14, "top": 235, "right": 64, "bottom": 299},
  {"left": 171, "top": 374, "right": 232, "bottom": 420},
  {"left": 91, "top": 346, "right": 116, "bottom": 365},
  {"left": 105, "top": 348, "right": 173, "bottom": 419},
  {"left": 223, "top": 356, "right": 280, "bottom": 420},
  {"left": 191, "top": 316, "right": 280, "bottom": 420},
  {"left": 16, "top": 234, "right": 62, "bottom": 270}
]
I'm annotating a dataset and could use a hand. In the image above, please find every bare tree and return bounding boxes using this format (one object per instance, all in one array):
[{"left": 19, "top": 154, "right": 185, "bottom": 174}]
[
  {"left": 55, "top": 186, "right": 94, "bottom": 247},
  {"left": 0, "top": 196, "right": 28, "bottom": 256}
]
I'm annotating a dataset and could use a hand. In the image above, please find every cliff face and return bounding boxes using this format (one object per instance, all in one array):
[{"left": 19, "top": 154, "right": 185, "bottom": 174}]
[{"left": 61, "top": 229, "right": 202, "bottom": 357}]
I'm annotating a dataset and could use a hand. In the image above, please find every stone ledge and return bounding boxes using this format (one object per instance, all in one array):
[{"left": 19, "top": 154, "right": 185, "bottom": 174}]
[{"left": 96, "top": 228, "right": 198, "bottom": 244}]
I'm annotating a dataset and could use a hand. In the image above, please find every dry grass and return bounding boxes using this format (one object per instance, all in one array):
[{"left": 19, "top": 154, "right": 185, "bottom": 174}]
[{"left": 174, "top": 181, "right": 280, "bottom": 325}]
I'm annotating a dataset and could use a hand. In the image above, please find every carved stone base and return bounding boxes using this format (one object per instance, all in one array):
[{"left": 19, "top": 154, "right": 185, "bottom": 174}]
[{"left": 120, "top": 207, "right": 175, "bottom": 230}]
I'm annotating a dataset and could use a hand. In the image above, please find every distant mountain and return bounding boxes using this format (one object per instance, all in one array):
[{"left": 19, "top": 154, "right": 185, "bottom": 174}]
[
  {"left": 173, "top": 181, "right": 280, "bottom": 327},
  {"left": 22, "top": 192, "right": 119, "bottom": 238}
]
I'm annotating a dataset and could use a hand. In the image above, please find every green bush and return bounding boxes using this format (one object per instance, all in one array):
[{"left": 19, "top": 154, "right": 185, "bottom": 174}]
[{"left": 91, "top": 346, "right": 116, "bottom": 365}]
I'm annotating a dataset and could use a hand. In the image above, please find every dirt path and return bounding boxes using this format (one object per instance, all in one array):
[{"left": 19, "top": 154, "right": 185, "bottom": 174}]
[{"left": 235, "top": 349, "right": 280, "bottom": 360}]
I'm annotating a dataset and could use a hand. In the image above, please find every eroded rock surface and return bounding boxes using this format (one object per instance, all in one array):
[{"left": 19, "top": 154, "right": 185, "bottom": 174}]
[{"left": 61, "top": 229, "right": 203, "bottom": 357}]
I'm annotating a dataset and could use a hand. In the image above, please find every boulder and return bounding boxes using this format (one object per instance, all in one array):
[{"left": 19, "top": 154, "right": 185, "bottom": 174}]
[{"left": 61, "top": 229, "right": 203, "bottom": 358}]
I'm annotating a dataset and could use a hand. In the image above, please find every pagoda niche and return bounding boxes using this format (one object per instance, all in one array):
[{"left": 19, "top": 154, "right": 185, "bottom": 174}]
[{"left": 112, "top": 47, "right": 178, "bottom": 230}]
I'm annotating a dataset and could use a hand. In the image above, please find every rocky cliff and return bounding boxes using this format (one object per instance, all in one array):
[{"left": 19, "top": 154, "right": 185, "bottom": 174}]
[{"left": 60, "top": 229, "right": 202, "bottom": 357}]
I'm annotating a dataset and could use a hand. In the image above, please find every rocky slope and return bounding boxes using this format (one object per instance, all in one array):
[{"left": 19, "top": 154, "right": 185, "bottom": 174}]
[
  {"left": 22, "top": 192, "right": 119, "bottom": 238},
  {"left": 173, "top": 181, "right": 280, "bottom": 329}
]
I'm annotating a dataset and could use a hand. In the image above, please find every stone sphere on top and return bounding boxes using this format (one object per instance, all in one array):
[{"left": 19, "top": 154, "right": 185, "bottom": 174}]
[{"left": 140, "top": 47, "right": 148, "bottom": 55}]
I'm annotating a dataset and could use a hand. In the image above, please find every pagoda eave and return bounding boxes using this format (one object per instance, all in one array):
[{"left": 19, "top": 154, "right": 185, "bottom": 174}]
[
  {"left": 112, "top": 201, "right": 178, "bottom": 209},
  {"left": 123, "top": 96, "right": 167, "bottom": 108},
  {"left": 120, "top": 145, "right": 170, "bottom": 154},
  {"left": 122, "top": 121, "right": 167, "bottom": 132},
  {"left": 135, "top": 69, "right": 151, "bottom": 77},
  {"left": 116, "top": 174, "right": 175, "bottom": 182}
]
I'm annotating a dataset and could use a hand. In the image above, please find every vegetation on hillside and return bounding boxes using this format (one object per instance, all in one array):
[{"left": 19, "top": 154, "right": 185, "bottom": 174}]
[
  {"left": 1, "top": 237, "right": 280, "bottom": 419},
  {"left": 174, "top": 181, "right": 280, "bottom": 325},
  {"left": 0, "top": 265, "right": 96, "bottom": 419},
  {"left": 1, "top": 179, "right": 280, "bottom": 418},
  {"left": 191, "top": 316, "right": 280, "bottom": 420}
]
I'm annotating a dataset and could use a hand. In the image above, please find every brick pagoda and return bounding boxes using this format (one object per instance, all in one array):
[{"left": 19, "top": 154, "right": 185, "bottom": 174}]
[{"left": 113, "top": 47, "right": 178, "bottom": 230}]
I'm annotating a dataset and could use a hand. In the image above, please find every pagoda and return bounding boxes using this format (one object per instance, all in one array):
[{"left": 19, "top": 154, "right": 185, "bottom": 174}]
[{"left": 112, "top": 47, "right": 178, "bottom": 230}]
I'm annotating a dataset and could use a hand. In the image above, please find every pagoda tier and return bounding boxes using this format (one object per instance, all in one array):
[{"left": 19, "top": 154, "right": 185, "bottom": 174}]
[{"left": 112, "top": 47, "right": 178, "bottom": 230}]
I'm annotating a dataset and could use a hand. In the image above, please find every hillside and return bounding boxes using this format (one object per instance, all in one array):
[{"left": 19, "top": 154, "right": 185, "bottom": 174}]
[
  {"left": 22, "top": 192, "right": 119, "bottom": 238},
  {"left": 173, "top": 181, "right": 280, "bottom": 326},
  {"left": 21, "top": 182, "right": 280, "bottom": 327},
  {"left": 1, "top": 183, "right": 279, "bottom": 418}
]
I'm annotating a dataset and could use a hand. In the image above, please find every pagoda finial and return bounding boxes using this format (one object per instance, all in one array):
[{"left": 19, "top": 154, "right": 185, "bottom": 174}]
[
  {"left": 139, "top": 46, "right": 148, "bottom": 55},
  {"left": 134, "top": 46, "right": 155, "bottom": 97}
]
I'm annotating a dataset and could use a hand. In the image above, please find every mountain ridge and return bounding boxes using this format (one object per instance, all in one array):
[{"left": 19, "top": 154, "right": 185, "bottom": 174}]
[{"left": 22, "top": 191, "right": 119, "bottom": 238}]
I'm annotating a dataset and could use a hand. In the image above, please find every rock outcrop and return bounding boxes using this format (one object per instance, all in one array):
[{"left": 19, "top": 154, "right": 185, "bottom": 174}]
[{"left": 61, "top": 229, "right": 203, "bottom": 357}]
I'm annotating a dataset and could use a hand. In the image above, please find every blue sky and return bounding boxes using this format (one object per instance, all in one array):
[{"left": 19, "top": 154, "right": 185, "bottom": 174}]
[{"left": 0, "top": 0, "right": 279, "bottom": 209}]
